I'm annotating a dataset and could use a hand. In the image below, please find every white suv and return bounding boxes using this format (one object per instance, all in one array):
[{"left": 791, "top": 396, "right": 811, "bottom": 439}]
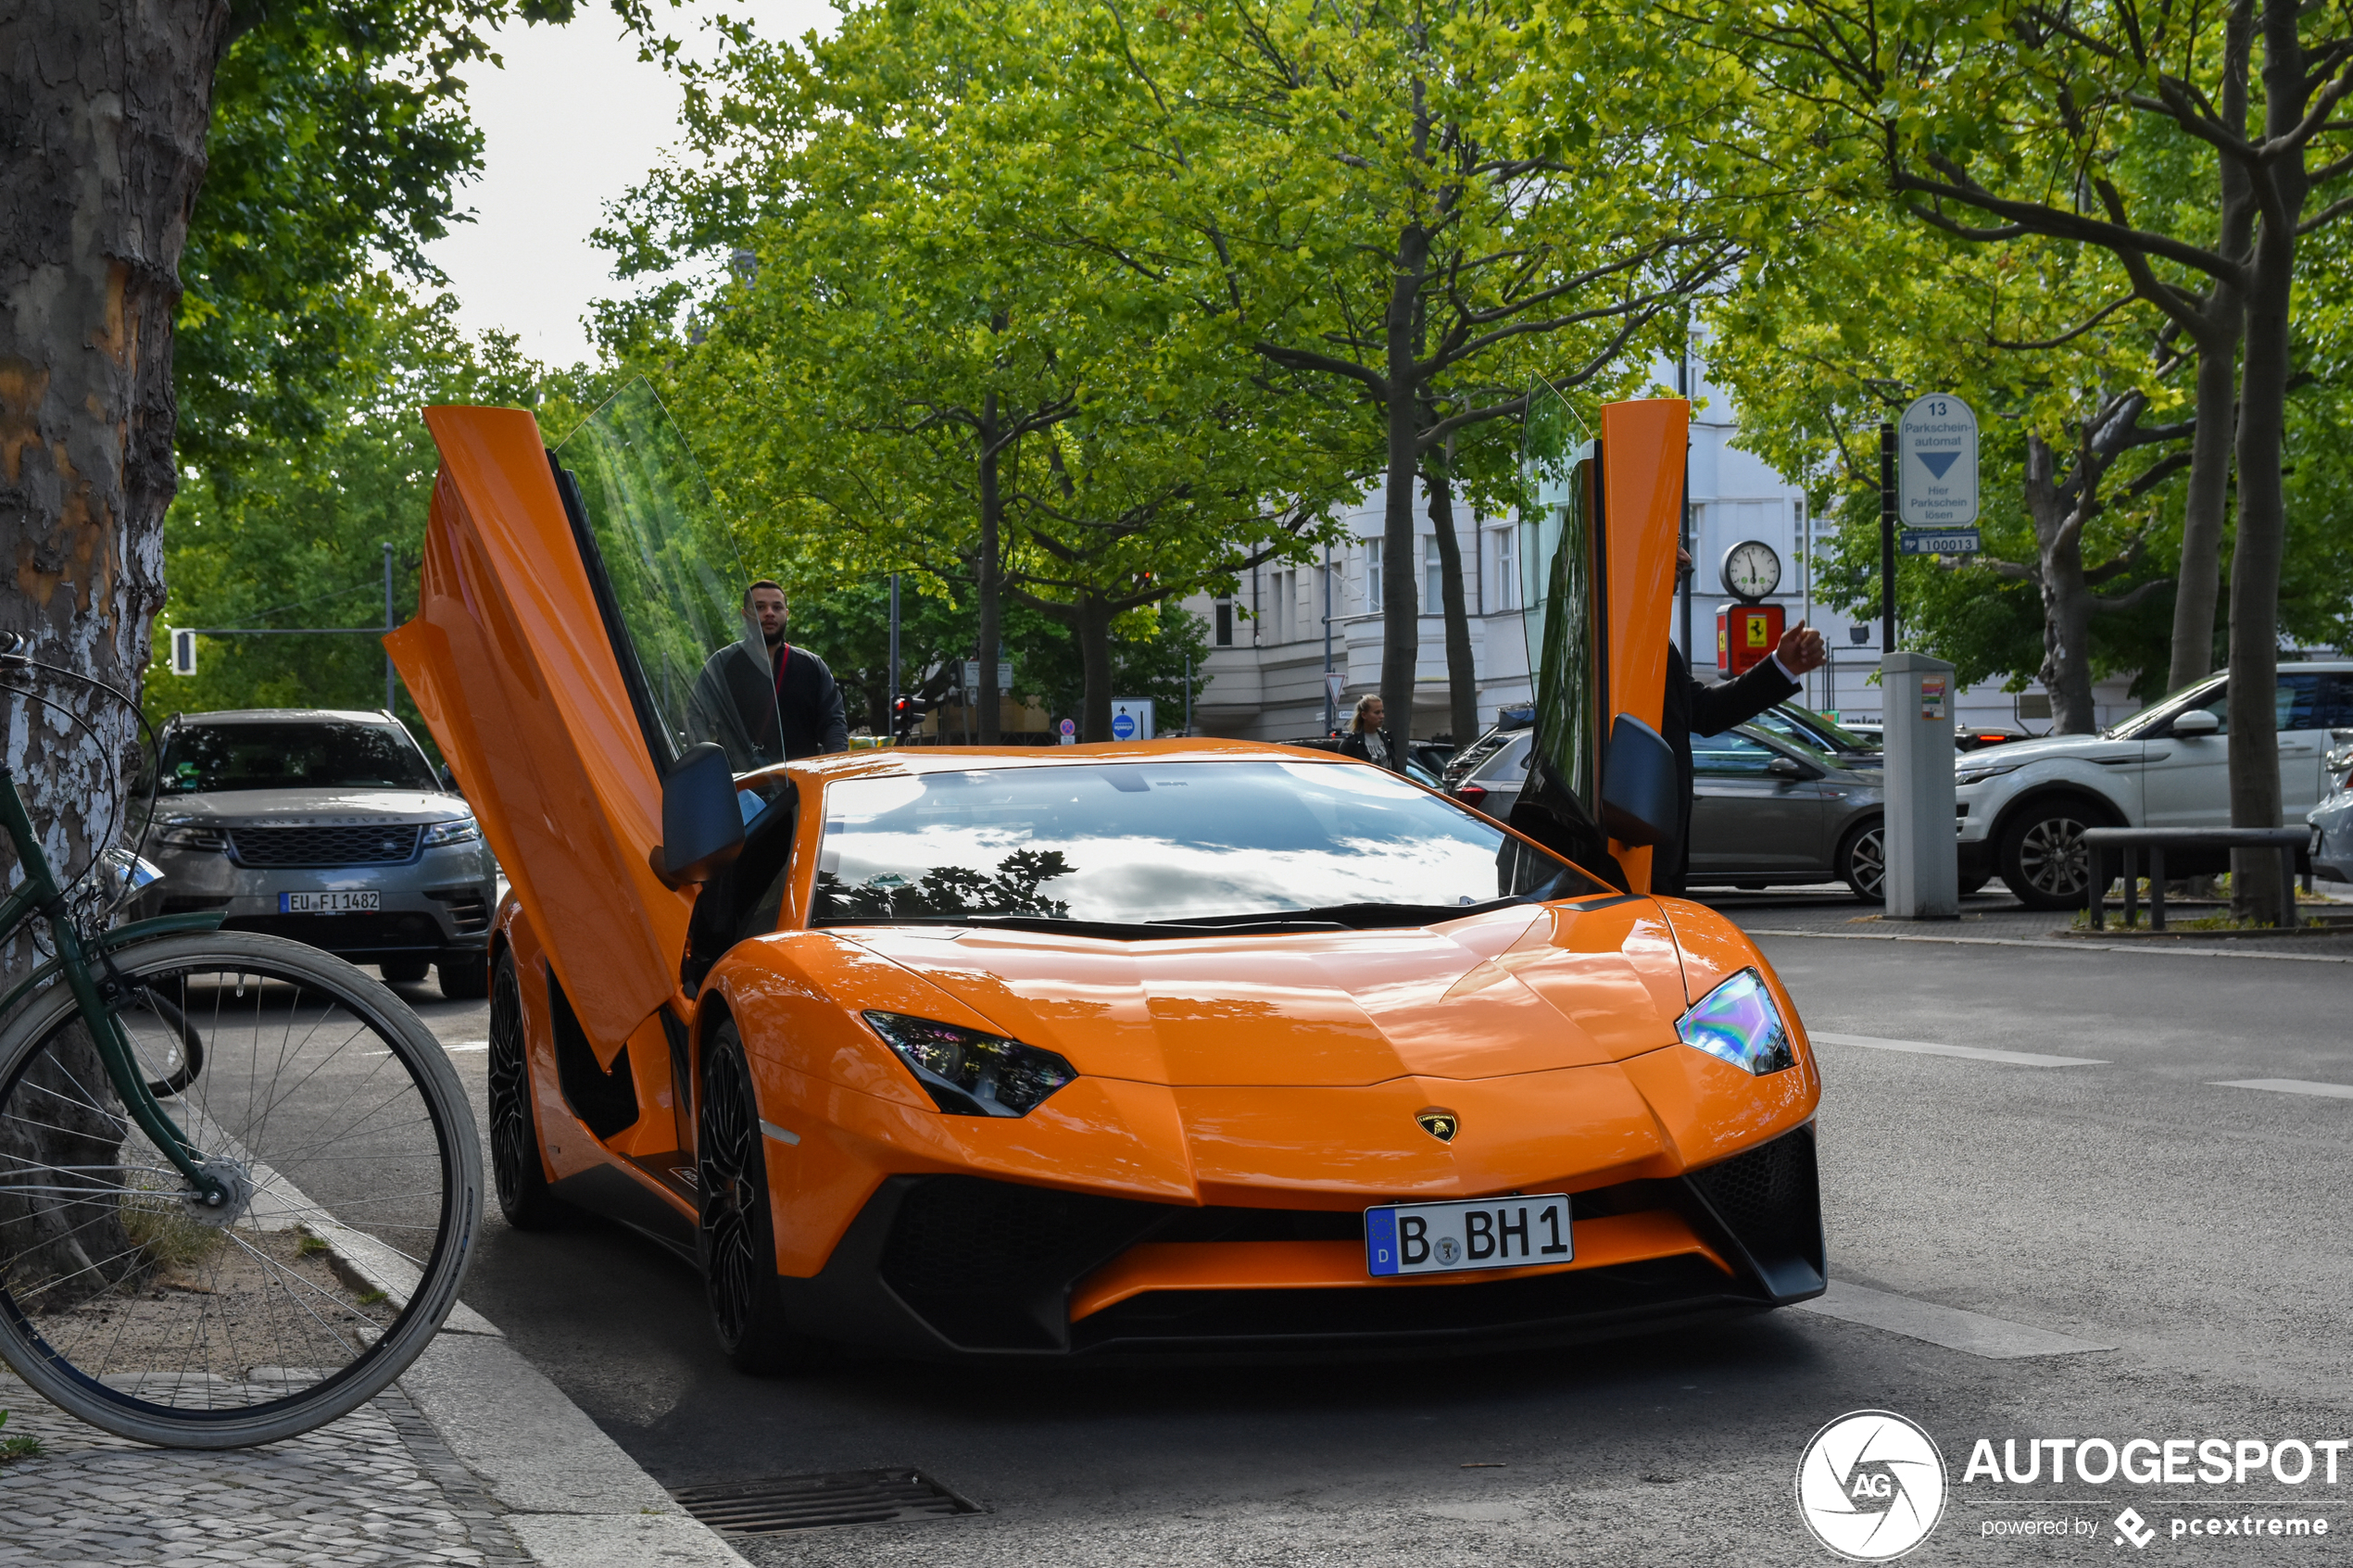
[{"left": 1956, "top": 661, "right": 2353, "bottom": 908}]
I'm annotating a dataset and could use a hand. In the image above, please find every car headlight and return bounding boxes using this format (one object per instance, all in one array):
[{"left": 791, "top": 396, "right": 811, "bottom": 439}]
[
  {"left": 423, "top": 817, "right": 481, "bottom": 847},
  {"left": 1955, "top": 759, "right": 2023, "bottom": 786},
  {"left": 862, "top": 1011, "right": 1078, "bottom": 1117},
  {"left": 1675, "top": 968, "right": 1796, "bottom": 1076},
  {"left": 154, "top": 821, "right": 227, "bottom": 852}
]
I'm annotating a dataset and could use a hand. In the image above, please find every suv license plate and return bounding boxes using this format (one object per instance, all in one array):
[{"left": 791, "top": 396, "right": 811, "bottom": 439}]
[
  {"left": 280, "top": 891, "right": 380, "bottom": 914},
  {"left": 1365, "top": 1193, "right": 1572, "bottom": 1277}
]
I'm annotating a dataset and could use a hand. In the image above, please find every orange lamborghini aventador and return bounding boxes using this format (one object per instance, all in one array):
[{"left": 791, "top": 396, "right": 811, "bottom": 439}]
[{"left": 387, "top": 381, "right": 1826, "bottom": 1367}]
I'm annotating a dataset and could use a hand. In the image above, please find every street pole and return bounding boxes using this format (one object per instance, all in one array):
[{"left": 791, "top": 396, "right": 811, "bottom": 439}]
[
  {"left": 1184, "top": 651, "right": 1191, "bottom": 734},
  {"left": 1879, "top": 419, "right": 1897, "bottom": 655},
  {"left": 383, "top": 542, "right": 396, "bottom": 711},
  {"left": 1321, "top": 543, "right": 1335, "bottom": 734},
  {"left": 887, "top": 572, "right": 900, "bottom": 740},
  {"left": 1679, "top": 330, "right": 1693, "bottom": 662}
]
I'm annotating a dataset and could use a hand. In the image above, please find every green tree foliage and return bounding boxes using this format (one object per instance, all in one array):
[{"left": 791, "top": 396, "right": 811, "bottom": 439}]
[
  {"left": 151, "top": 287, "right": 545, "bottom": 742},
  {"left": 598, "top": 0, "right": 1360, "bottom": 739}
]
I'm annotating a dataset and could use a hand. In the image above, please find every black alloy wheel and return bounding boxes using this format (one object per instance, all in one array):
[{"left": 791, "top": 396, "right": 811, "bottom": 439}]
[
  {"left": 698, "top": 1023, "right": 817, "bottom": 1374},
  {"left": 1999, "top": 800, "right": 2101, "bottom": 909},
  {"left": 1837, "top": 819, "right": 1887, "bottom": 903},
  {"left": 488, "top": 952, "right": 563, "bottom": 1228}
]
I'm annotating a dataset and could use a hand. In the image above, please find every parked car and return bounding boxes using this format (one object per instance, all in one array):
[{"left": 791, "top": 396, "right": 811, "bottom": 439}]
[
  {"left": 1956, "top": 722, "right": 2035, "bottom": 752},
  {"left": 2307, "top": 729, "right": 2353, "bottom": 884},
  {"left": 1955, "top": 662, "right": 2353, "bottom": 908},
  {"left": 1451, "top": 722, "right": 1895, "bottom": 898},
  {"left": 1751, "top": 702, "right": 1881, "bottom": 764},
  {"left": 132, "top": 709, "right": 501, "bottom": 997}
]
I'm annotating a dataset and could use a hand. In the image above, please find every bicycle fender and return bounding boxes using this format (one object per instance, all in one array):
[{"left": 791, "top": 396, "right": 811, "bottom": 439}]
[{"left": 0, "top": 911, "right": 230, "bottom": 1021}]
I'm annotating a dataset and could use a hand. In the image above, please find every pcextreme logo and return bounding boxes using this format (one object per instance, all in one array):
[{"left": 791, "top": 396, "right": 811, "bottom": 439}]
[{"left": 1796, "top": 1410, "right": 1949, "bottom": 1561}]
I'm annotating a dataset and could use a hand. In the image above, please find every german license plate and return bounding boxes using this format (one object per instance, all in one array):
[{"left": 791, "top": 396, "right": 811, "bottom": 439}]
[
  {"left": 279, "top": 891, "right": 380, "bottom": 914},
  {"left": 1365, "top": 1194, "right": 1572, "bottom": 1277}
]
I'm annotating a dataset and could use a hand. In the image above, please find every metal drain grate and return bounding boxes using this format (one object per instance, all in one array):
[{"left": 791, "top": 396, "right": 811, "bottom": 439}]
[{"left": 671, "top": 1468, "right": 984, "bottom": 1534}]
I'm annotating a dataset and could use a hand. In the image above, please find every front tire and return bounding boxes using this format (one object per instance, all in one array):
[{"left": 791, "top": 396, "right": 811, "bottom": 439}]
[
  {"left": 698, "top": 1023, "right": 821, "bottom": 1374},
  {"left": 487, "top": 952, "right": 564, "bottom": 1230},
  {"left": 437, "top": 954, "right": 490, "bottom": 1000},
  {"left": 1836, "top": 819, "right": 1887, "bottom": 903},
  {"left": 0, "top": 932, "right": 481, "bottom": 1449},
  {"left": 1998, "top": 798, "right": 2105, "bottom": 909}
]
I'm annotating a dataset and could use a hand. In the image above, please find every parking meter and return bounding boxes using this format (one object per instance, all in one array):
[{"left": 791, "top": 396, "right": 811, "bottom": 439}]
[{"left": 1881, "top": 651, "right": 1959, "bottom": 919}]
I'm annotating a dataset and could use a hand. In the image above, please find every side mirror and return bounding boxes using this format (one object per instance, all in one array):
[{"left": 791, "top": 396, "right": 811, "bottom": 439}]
[
  {"left": 2171, "top": 709, "right": 2221, "bottom": 739},
  {"left": 438, "top": 763, "right": 463, "bottom": 797},
  {"left": 1599, "top": 714, "right": 1678, "bottom": 847},
  {"left": 649, "top": 742, "right": 745, "bottom": 889},
  {"left": 1765, "top": 755, "right": 1814, "bottom": 780}
]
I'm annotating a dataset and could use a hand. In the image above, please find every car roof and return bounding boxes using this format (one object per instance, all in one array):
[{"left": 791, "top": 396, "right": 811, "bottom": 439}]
[
  {"left": 775, "top": 737, "right": 1376, "bottom": 787},
  {"left": 170, "top": 708, "right": 402, "bottom": 726}
]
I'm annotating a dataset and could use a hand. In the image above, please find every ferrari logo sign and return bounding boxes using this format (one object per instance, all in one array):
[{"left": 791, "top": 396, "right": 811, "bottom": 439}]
[{"left": 1416, "top": 1110, "right": 1459, "bottom": 1143}]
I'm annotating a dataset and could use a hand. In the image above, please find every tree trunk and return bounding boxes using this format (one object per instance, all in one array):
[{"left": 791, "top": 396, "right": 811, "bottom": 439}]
[
  {"left": 1378, "top": 229, "right": 1428, "bottom": 746},
  {"left": 2224, "top": 0, "right": 2307, "bottom": 922},
  {"left": 2167, "top": 324, "right": 2237, "bottom": 694},
  {"left": 2021, "top": 435, "right": 2098, "bottom": 734},
  {"left": 1424, "top": 453, "right": 1478, "bottom": 745},
  {"left": 1075, "top": 595, "right": 1115, "bottom": 741},
  {"left": 0, "top": 0, "right": 223, "bottom": 1294},
  {"left": 975, "top": 395, "right": 1002, "bottom": 745}
]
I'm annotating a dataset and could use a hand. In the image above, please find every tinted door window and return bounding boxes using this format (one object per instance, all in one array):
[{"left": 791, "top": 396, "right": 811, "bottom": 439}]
[{"left": 1692, "top": 730, "right": 1780, "bottom": 776}]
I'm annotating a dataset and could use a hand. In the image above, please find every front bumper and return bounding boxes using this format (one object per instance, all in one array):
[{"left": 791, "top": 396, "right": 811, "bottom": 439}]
[
  {"left": 139, "top": 847, "right": 497, "bottom": 959},
  {"left": 2312, "top": 802, "right": 2353, "bottom": 884},
  {"left": 761, "top": 1124, "right": 1825, "bottom": 1361}
]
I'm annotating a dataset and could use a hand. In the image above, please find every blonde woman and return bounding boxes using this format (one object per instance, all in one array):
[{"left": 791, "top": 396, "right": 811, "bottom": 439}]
[{"left": 1338, "top": 694, "right": 1402, "bottom": 771}]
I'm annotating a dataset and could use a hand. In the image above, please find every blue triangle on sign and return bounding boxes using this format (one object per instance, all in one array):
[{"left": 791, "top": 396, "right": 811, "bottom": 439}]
[{"left": 1916, "top": 449, "right": 1960, "bottom": 480}]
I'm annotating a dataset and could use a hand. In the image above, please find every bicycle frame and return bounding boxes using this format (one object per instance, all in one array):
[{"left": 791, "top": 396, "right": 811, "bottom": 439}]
[{"left": 0, "top": 765, "right": 228, "bottom": 1201}]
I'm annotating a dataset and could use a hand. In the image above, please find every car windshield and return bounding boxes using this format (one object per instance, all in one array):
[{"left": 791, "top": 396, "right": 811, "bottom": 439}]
[
  {"left": 1745, "top": 709, "right": 1843, "bottom": 759},
  {"left": 813, "top": 759, "right": 1600, "bottom": 928},
  {"left": 159, "top": 722, "right": 437, "bottom": 794}
]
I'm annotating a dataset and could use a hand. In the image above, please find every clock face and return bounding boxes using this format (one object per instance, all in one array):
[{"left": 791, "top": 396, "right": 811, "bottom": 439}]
[{"left": 1723, "top": 539, "right": 1781, "bottom": 600}]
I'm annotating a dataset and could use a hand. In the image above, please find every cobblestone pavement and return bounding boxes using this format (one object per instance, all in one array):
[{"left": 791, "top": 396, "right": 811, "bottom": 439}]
[{"left": 0, "top": 1373, "right": 532, "bottom": 1567}]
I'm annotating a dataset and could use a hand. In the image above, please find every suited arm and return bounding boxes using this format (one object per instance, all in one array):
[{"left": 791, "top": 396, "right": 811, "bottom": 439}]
[{"left": 1687, "top": 657, "right": 1800, "bottom": 738}]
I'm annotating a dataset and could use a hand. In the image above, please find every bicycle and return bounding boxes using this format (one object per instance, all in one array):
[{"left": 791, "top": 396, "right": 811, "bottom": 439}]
[{"left": 0, "top": 633, "right": 483, "bottom": 1448}]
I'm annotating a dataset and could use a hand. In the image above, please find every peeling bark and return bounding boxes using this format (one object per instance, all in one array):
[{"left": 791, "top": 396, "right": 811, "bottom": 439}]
[{"left": 1, "top": 0, "right": 227, "bottom": 1285}]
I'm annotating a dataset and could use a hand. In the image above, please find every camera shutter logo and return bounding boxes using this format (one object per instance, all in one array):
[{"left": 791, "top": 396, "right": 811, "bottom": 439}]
[{"left": 1793, "top": 1410, "right": 1947, "bottom": 1561}]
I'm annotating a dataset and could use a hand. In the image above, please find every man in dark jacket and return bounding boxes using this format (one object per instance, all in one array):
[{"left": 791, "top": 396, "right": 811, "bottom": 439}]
[
  {"left": 1655, "top": 546, "right": 1826, "bottom": 895},
  {"left": 686, "top": 580, "right": 849, "bottom": 769}
]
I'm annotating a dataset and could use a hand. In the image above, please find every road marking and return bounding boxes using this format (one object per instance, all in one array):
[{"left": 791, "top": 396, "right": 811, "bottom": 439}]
[
  {"left": 1811, "top": 1031, "right": 2107, "bottom": 1068},
  {"left": 1748, "top": 928, "right": 2353, "bottom": 963},
  {"left": 2210, "top": 1078, "right": 2353, "bottom": 1100},
  {"left": 1793, "top": 1281, "right": 2114, "bottom": 1359}
]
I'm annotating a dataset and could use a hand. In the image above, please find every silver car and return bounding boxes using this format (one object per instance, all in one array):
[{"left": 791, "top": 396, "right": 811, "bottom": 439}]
[
  {"left": 132, "top": 709, "right": 499, "bottom": 997},
  {"left": 1451, "top": 722, "right": 1894, "bottom": 898}
]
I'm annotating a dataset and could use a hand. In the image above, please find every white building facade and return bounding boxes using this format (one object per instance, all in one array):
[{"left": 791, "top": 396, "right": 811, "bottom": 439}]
[{"left": 1182, "top": 359, "right": 2142, "bottom": 741}]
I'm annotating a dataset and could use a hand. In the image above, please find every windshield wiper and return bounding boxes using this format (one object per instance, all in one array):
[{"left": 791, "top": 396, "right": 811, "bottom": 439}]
[
  {"left": 1152, "top": 898, "right": 1530, "bottom": 931},
  {"left": 816, "top": 913, "right": 1351, "bottom": 940}
]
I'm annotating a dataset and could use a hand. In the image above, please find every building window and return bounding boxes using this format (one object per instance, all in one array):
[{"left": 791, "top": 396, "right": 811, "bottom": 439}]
[
  {"left": 1490, "top": 527, "right": 1518, "bottom": 609},
  {"left": 1365, "top": 540, "right": 1382, "bottom": 609},
  {"left": 1425, "top": 537, "right": 1443, "bottom": 614},
  {"left": 1214, "top": 600, "right": 1233, "bottom": 646}
]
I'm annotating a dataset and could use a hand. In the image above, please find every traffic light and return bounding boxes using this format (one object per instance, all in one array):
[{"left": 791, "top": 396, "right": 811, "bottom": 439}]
[{"left": 891, "top": 696, "right": 929, "bottom": 738}]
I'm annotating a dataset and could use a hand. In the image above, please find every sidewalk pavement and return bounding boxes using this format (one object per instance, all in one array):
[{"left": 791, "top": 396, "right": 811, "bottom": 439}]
[
  {"left": 1698, "top": 884, "right": 2353, "bottom": 960},
  {"left": 0, "top": 1301, "right": 749, "bottom": 1568}
]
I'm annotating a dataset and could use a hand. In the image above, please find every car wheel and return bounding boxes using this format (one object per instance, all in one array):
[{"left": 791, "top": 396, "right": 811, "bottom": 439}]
[
  {"left": 698, "top": 1022, "right": 824, "bottom": 1374},
  {"left": 1836, "top": 819, "right": 1886, "bottom": 903},
  {"left": 438, "top": 953, "right": 491, "bottom": 999},
  {"left": 1957, "top": 873, "right": 1991, "bottom": 897},
  {"left": 488, "top": 951, "right": 565, "bottom": 1230},
  {"left": 380, "top": 959, "right": 430, "bottom": 984},
  {"left": 1998, "top": 799, "right": 2105, "bottom": 909}
]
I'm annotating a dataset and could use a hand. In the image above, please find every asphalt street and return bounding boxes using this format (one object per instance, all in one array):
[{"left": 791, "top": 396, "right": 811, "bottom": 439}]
[{"left": 387, "top": 898, "right": 2353, "bottom": 1567}]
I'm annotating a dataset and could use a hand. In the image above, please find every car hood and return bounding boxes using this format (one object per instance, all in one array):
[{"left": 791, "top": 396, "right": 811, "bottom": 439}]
[
  {"left": 838, "top": 898, "right": 1692, "bottom": 1087},
  {"left": 1958, "top": 733, "right": 2143, "bottom": 768},
  {"left": 145, "top": 790, "right": 471, "bottom": 827}
]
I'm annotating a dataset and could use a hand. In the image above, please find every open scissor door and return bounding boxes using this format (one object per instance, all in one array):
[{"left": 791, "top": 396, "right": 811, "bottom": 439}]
[
  {"left": 1516, "top": 390, "right": 1687, "bottom": 894},
  {"left": 387, "top": 381, "right": 776, "bottom": 1054}
]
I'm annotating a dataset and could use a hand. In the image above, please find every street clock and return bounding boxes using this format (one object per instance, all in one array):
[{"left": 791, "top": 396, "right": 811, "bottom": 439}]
[{"left": 1721, "top": 539, "right": 1781, "bottom": 602}]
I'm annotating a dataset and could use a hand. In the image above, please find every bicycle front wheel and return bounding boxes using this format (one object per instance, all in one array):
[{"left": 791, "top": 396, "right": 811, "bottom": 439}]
[{"left": 0, "top": 931, "right": 483, "bottom": 1447}]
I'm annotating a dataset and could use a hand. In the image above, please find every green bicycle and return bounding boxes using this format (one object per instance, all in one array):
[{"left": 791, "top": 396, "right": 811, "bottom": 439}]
[{"left": 0, "top": 634, "right": 483, "bottom": 1448}]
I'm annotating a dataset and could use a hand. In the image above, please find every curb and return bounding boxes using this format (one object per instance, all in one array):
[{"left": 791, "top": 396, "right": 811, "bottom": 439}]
[{"left": 397, "top": 1325, "right": 751, "bottom": 1568}]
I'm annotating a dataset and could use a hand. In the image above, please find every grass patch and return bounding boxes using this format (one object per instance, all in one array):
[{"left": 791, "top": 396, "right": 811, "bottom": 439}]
[
  {"left": 0, "top": 1411, "right": 42, "bottom": 1464},
  {"left": 355, "top": 1289, "right": 387, "bottom": 1306},
  {"left": 119, "top": 1190, "right": 225, "bottom": 1278},
  {"left": 298, "top": 1235, "right": 330, "bottom": 1257}
]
